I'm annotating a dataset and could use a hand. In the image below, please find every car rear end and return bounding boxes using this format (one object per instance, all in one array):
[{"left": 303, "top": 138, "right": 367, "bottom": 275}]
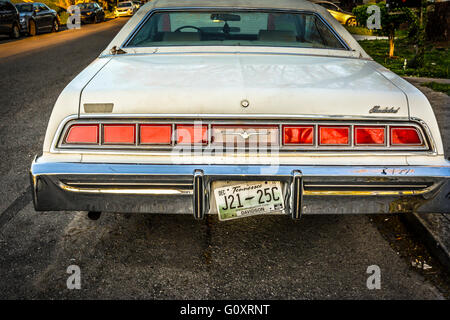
[{"left": 30, "top": 2, "right": 450, "bottom": 219}]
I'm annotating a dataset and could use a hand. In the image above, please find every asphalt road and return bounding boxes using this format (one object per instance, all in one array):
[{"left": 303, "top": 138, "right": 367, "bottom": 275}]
[{"left": 0, "top": 18, "right": 448, "bottom": 299}]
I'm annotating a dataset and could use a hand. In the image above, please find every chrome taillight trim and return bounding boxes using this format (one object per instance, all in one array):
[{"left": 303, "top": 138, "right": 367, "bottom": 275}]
[{"left": 53, "top": 116, "right": 432, "bottom": 153}]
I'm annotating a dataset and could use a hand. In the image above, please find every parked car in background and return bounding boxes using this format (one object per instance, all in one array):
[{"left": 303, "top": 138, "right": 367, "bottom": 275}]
[
  {"left": 313, "top": 1, "right": 356, "bottom": 26},
  {"left": 77, "top": 2, "right": 105, "bottom": 24},
  {"left": 31, "top": 0, "right": 450, "bottom": 220},
  {"left": 132, "top": 1, "right": 141, "bottom": 10},
  {"left": 0, "top": 0, "right": 20, "bottom": 38},
  {"left": 15, "top": 2, "right": 59, "bottom": 36},
  {"left": 114, "top": 1, "right": 136, "bottom": 17}
]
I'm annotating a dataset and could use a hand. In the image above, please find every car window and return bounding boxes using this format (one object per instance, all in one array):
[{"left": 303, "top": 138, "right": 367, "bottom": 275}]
[
  {"left": 16, "top": 3, "right": 33, "bottom": 12},
  {"left": 126, "top": 10, "right": 345, "bottom": 50},
  {"left": 38, "top": 4, "right": 47, "bottom": 11},
  {"left": 318, "top": 3, "right": 332, "bottom": 10},
  {"left": 78, "top": 3, "right": 95, "bottom": 9},
  {"left": 118, "top": 2, "right": 132, "bottom": 7},
  {"left": 4, "top": 1, "right": 16, "bottom": 11}
]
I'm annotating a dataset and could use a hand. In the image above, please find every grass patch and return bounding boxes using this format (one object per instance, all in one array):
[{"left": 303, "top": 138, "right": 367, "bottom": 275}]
[
  {"left": 359, "top": 37, "right": 450, "bottom": 79},
  {"left": 421, "top": 82, "right": 450, "bottom": 95}
]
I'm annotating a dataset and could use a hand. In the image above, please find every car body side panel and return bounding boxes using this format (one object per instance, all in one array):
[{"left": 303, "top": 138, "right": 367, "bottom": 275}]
[
  {"left": 42, "top": 58, "right": 112, "bottom": 152},
  {"left": 369, "top": 61, "right": 445, "bottom": 156}
]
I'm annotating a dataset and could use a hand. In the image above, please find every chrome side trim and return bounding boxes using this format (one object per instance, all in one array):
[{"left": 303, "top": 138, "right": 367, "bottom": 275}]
[{"left": 58, "top": 182, "right": 193, "bottom": 195}]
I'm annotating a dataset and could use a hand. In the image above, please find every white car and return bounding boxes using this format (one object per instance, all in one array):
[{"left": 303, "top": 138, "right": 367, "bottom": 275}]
[
  {"left": 30, "top": 0, "right": 449, "bottom": 220},
  {"left": 114, "top": 1, "right": 136, "bottom": 17}
]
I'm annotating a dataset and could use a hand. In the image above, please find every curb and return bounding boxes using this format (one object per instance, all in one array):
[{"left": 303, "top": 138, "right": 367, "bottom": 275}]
[{"left": 401, "top": 213, "right": 450, "bottom": 271}]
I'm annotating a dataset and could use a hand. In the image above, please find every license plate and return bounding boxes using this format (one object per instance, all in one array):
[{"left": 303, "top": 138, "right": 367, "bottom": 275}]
[{"left": 214, "top": 181, "right": 284, "bottom": 221}]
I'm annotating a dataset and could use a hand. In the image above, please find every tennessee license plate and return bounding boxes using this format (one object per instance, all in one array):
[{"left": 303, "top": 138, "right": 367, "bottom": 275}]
[{"left": 214, "top": 181, "right": 284, "bottom": 221}]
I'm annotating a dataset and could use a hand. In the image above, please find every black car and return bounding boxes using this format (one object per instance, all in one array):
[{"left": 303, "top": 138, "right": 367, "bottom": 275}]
[
  {"left": 77, "top": 2, "right": 105, "bottom": 24},
  {"left": 15, "top": 2, "right": 59, "bottom": 36},
  {"left": 0, "top": 0, "right": 20, "bottom": 38}
]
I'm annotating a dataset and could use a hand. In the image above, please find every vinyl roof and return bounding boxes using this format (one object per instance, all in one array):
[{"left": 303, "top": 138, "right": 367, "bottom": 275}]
[{"left": 144, "top": 0, "right": 316, "bottom": 10}]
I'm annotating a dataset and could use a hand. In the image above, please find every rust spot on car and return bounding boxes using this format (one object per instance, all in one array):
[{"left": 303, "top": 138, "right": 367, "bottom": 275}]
[{"left": 389, "top": 196, "right": 429, "bottom": 213}]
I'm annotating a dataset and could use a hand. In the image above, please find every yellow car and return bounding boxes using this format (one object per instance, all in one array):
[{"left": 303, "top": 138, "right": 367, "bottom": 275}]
[{"left": 314, "top": 1, "right": 357, "bottom": 26}]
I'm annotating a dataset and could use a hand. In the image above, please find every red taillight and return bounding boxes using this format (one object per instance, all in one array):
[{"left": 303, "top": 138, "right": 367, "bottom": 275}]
[
  {"left": 65, "top": 124, "right": 98, "bottom": 144},
  {"left": 140, "top": 124, "right": 172, "bottom": 145},
  {"left": 176, "top": 124, "right": 208, "bottom": 145},
  {"left": 355, "top": 126, "right": 385, "bottom": 145},
  {"left": 319, "top": 126, "right": 349, "bottom": 145},
  {"left": 283, "top": 126, "right": 314, "bottom": 145},
  {"left": 390, "top": 127, "right": 422, "bottom": 145},
  {"left": 103, "top": 124, "right": 135, "bottom": 144}
]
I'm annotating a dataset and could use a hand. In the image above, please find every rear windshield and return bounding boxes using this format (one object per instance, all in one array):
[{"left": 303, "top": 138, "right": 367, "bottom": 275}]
[
  {"left": 126, "top": 10, "right": 345, "bottom": 49},
  {"left": 16, "top": 3, "right": 33, "bottom": 12},
  {"left": 118, "top": 2, "right": 132, "bottom": 7},
  {"left": 78, "top": 3, "right": 95, "bottom": 9}
]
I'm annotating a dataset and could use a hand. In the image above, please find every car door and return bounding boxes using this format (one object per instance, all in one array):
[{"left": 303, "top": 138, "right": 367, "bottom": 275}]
[
  {"left": 0, "top": 1, "right": 15, "bottom": 33},
  {"left": 32, "top": 3, "right": 43, "bottom": 29},
  {"left": 98, "top": 3, "right": 105, "bottom": 20},
  {"left": 0, "top": 1, "right": 7, "bottom": 33},
  {"left": 33, "top": 3, "right": 48, "bottom": 30},
  {"left": 94, "top": 3, "right": 101, "bottom": 20},
  {"left": 38, "top": 3, "right": 52, "bottom": 30}
]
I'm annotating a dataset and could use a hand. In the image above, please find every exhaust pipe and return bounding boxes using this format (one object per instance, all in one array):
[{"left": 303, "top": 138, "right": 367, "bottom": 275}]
[{"left": 87, "top": 211, "right": 101, "bottom": 220}]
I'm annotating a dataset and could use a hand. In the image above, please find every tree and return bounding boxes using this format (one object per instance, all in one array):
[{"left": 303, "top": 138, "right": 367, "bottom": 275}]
[{"left": 353, "top": 2, "right": 408, "bottom": 58}]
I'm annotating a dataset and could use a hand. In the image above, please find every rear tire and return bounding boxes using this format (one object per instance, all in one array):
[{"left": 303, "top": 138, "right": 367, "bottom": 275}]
[
  {"left": 51, "top": 19, "right": 59, "bottom": 32},
  {"left": 346, "top": 17, "right": 357, "bottom": 27},
  {"left": 28, "top": 20, "right": 36, "bottom": 36},
  {"left": 10, "top": 23, "right": 20, "bottom": 39}
]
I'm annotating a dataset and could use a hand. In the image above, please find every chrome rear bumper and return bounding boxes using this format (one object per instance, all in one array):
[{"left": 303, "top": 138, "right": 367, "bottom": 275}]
[{"left": 30, "top": 158, "right": 450, "bottom": 217}]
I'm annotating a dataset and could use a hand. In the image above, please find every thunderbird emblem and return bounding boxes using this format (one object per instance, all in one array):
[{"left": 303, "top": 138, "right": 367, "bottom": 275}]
[{"left": 221, "top": 130, "right": 269, "bottom": 140}]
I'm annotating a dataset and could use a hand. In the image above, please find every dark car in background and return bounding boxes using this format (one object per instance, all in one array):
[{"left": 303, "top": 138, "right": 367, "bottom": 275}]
[
  {"left": 0, "top": 0, "right": 20, "bottom": 38},
  {"left": 77, "top": 2, "right": 105, "bottom": 24},
  {"left": 15, "top": 2, "right": 59, "bottom": 36}
]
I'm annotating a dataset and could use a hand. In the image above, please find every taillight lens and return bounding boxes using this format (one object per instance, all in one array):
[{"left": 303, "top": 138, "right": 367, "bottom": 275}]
[
  {"left": 355, "top": 126, "right": 385, "bottom": 145},
  {"left": 283, "top": 126, "right": 314, "bottom": 145},
  {"left": 319, "top": 126, "right": 349, "bottom": 145},
  {"left": 390, "top": 127, "right": 423, "bottom": 146},
  {"left": 103, "top": 124, "right": 135, "bottom": 144},
  {"left": 65, "top": 124, "right": 98, "bottom": 144},
  {"left": 140, "top": 124, "right": 172, "bottom": 145},
  {"left": 176, "top": 124, "right": 208, "bottom": 145}
]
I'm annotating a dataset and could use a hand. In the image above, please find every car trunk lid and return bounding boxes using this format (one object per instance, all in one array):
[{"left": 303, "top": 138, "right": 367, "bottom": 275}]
[{"left": 80, "top": 54, "right": 408, "bottom": 118}]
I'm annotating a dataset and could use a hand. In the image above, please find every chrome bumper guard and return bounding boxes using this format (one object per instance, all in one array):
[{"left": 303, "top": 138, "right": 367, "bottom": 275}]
[{"left": 30, "top": 158, "right": 450, "bottom": 217}]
